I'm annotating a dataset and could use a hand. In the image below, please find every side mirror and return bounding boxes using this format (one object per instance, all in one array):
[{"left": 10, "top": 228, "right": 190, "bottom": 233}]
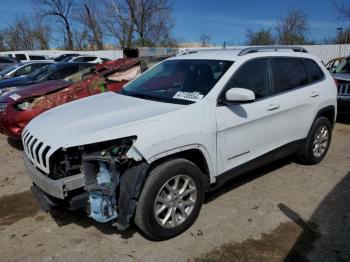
[{"left": 225, "top": 88, "right": 255, "bottom": 104}]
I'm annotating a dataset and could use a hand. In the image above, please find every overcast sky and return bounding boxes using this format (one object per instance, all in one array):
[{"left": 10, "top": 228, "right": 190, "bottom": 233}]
[{"left": 0, "top": 0, "right": 348, "bottom": 45}]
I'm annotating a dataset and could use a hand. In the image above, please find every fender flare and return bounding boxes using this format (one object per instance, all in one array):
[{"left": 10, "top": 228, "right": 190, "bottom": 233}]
[{"left": 146, "top": 144, "right": 217, "bottom": 183}]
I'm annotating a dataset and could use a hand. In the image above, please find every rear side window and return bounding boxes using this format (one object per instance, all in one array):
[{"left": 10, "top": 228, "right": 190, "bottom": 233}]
[
  {"left": 15, "top": 54, "right": 27, "bottom": 60},
  {"left": 304, "top": 59, "right": 324, "bottom": 82},
  {"left": 82, "top": 57, "right": 97, "bottom": 62},
  {"left": 271, "top": 58, "right": 308, "bottom": 94},
  {"left": 47, "top": 66, "right": 79, "bottom": 80},
  {"left": 227, "top": 58, "right": 271, "bottom": 99},
  {"left": 29, "top": 55, "right": 46, "bottom": 60}
]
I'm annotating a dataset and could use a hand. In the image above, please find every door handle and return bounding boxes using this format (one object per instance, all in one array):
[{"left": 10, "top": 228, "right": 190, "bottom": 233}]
[
  {"left": 310, "top": 92, "right": 319, "bottom": 97},
  {"left": 266, "top": 104, "right": 280, "bottom": 111}
]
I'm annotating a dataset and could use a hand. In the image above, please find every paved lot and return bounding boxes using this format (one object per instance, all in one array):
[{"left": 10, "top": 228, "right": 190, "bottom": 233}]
[{"left": 0, "top": 119, "right": 349, "bottom": 262}]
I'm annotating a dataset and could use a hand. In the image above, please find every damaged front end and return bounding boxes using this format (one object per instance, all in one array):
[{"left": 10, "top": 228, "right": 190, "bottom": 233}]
[{"left": 32, "top": 137, "right": 149, "bottom": 230}]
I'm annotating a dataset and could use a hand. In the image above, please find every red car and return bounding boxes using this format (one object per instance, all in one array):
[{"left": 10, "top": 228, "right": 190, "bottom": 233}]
[{"left": 0, "top": 58, "right": 141, "bottom": 138}]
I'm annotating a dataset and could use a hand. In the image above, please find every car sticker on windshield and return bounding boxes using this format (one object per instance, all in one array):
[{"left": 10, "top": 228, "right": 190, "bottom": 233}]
[
  {"left": 173, "top": 91, "right": 204, "bottom": 102},
  {"left": 9, "top": 94, "right": 21, "bottom": 101}
]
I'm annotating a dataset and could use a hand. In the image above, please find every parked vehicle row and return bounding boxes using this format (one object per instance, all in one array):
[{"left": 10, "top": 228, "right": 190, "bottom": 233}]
[
  {"left": 330, "top": 56, "right": 350, "bottom": 115},
  {"left": 0, "top": 58, "right": 141, "bottom": 137},
  {"left": 0, "top": 53, "right": 110, "bottom": 73},
  {"left": 20, "top": 47, "right": 337, "bottom": 240}
]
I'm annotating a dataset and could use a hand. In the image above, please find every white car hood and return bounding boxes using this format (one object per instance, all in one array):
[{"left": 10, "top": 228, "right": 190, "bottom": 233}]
[{"left": 27, "top": 92, "right": 184, "bottom": 148}]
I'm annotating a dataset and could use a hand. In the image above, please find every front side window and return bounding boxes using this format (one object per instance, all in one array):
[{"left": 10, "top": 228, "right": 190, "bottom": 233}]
[
  {"left": 272, "top": 58, "right": 308, "bottom": 94},
  {"left": 121, "top": 59, "right": 233, "bottom": 104},
  {"left": 14, "top": 65, "right": 30, "bottom": 76},
  {"left": 226, "top": 58, "right": 271, "bottom": 99}
]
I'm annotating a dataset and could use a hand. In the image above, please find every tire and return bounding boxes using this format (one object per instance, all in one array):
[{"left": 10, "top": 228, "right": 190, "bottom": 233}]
[
  {"left": 135, "top": 158, "right": 205, "bottom": 240},
  {"left": 297, "top": 117, "right": 332, "bottom": 165}
]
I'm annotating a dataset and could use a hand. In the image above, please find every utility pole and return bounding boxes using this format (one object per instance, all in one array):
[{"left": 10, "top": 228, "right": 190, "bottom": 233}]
[{"left": 337, "top": 27, "right": 343, "bottom": 57}]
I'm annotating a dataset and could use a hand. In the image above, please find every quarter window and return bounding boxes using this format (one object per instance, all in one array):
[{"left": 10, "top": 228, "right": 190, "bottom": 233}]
[
  {"left": 271, "top": 58, "right": 308, "bottom": 94},
  {"left": 304, "top": 59, "right": 324, "bottom": 82},
  {"left": 226, "top": 58, "right": 271, "bottom": 99}
]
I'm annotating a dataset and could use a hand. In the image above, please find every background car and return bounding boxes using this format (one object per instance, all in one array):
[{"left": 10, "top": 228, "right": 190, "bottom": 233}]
[
  {"left": 0, "top": 61, "right": 53, "bottom": 80},
  {"left": 0, "top": 62, "right": 93, "bottom": 95},
  {"left": 0, "top": 57, "right": 20, "bottom": 70},
  {"left": 325, "top": 57, "right": 346, "bottom": 72},
  {"left": 332, "top": 57, "right": 350, "bottom": 115},
  {"left": 0, "top": 58, "right": 141, "bottom": 138},
  {"left": 2, "top": 53, "right": 50, "bottom": 62},
  {"left": 61, "top": 55, "right": 110, "bottom": 63}
]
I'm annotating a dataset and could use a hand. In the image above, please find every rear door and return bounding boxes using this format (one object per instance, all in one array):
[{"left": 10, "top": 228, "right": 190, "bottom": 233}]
[{"left": 270, "top": 57, "right": 323, "bottom": 147}]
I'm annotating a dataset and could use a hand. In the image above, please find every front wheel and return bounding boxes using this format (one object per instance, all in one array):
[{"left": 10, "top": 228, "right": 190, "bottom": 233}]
[
  {"left": 135, "top": 158, "right": 205, "bottom": 240},
  {"left": 297, "top": 117, "right": 332, "bottom": 165}
]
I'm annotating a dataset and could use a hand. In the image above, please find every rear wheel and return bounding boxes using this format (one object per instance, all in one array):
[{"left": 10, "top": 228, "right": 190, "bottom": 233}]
[
  {"left": 135, "top": 158, "right": 204, "bottom": 240},
  {"left": 297, "top": 117, "right": 332, "bottom": 164}
]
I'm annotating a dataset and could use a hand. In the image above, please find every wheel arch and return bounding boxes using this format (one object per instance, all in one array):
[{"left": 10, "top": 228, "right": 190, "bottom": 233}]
[
  {"left": 314, "top": 105, "right": 336, "bottom": 128},
  {"left": 147, "top": 145, "right": 215, "bottom": 188}
]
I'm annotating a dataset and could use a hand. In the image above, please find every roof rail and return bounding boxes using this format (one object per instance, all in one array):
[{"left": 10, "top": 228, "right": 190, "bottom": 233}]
[{"left": 238, "top": 46, "right": 308, "bottom": 56}]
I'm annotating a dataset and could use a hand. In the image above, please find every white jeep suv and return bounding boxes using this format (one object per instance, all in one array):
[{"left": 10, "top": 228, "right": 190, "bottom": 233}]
[{"left": 22, "top": 47, "right": 337, "bottom": 240}]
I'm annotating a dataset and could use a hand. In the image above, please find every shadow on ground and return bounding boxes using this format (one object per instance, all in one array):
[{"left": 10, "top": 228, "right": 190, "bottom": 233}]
[
  {"left": 191, "top": 172, "right": 350, "bottom": 262},
  {"left": 49, "top": 206, "right": 138, "bottom": 239},
  {"left": 337, "top": 114, "right": 350, "bottom": 125},
  {"left": 7, "top": 137, "right": 23, "bottom": 151},
  {"left": 205, "top": 156, "right": 293, "bottom": 204}
]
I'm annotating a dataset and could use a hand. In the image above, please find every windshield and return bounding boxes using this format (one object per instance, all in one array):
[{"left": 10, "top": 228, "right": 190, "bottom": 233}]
[
  {"left": 0, "top": 64, "right": 19, "bottom": 76},
  {"left": 64, "top": 67, "right": 95, "bottom": 83},
  {"left": 120, "top": 59, "right": 233, "bottom": 104},
  {"left": 334, "top": 58, "right": 350, "bottom": 74}
]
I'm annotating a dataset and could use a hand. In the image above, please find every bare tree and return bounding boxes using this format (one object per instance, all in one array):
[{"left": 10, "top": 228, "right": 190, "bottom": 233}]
[
  {"left": 125, "top": 0, "right": 174, "bottom": 46},
  {"left": 4, "top": 17, "right": 37, "bottom": 50},
  {"left": 73, "top": 30, "right": 89, "bottom": 50},
  {"left": 200, "top": 33, "right": 210, "bottom": 47},
  {"left": 246, "top": 29, "right": 275, "bottom": 45},
  {"left": 276, "top": 9, "right": 310, "bottom": 45},
  {"left": 334, "top": 0, "right": 350, "bottom": 21},
  {"left": 0, "top": 30, "right": 7, "bottom": 51},
  {"left": 32, "top": 19, "right": 51, "bottom": 49},
  {"left": 79, "top": 1, "right": 104, "bottom": 50},
  {"left": 34, "top": 0, "right": 76, "bottom": 49},
  {"left": 102, "top": 0, "right": 135, "bottom": 48}
]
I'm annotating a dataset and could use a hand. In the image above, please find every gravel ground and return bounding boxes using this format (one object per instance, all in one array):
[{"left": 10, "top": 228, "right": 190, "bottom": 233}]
[{"left": 0, "top": 119, "right": 349, "bottom": 262}]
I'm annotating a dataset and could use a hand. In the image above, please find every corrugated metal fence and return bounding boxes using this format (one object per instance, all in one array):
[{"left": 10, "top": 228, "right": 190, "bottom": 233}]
[
  {"left": 300, "top": 44, "right": 350, "bottom": 63},
  {"left": 1, "top": 44, "right": 350, "bottom": 63}
]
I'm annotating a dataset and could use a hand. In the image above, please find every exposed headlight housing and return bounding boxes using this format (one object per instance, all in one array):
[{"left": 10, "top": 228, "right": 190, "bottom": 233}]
[
  {"left": 16, "top": 101, "right": 33, "bottom": 111},
  {"left": 0, "top": 102, "right": 8, "bottom": 112}
]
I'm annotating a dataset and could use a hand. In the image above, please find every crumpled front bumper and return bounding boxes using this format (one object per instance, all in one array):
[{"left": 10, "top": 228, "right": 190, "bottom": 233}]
[{"left": 23, "top": 154, "right": 84, "bottom": 199}]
